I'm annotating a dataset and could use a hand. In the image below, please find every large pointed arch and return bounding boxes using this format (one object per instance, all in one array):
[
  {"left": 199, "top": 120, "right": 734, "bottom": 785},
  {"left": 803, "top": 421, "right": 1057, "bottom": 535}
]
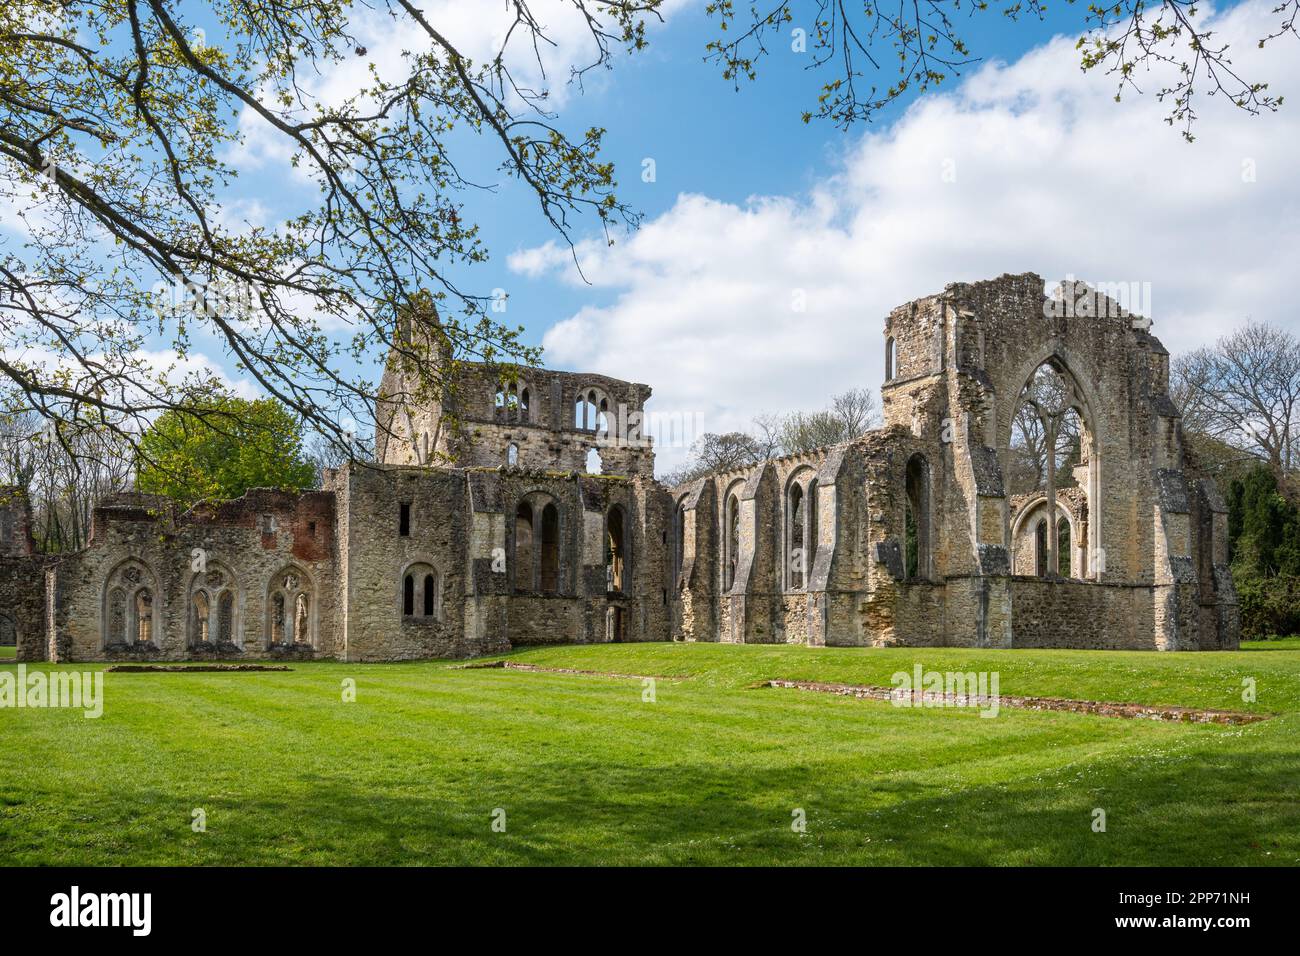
[{"left": 1001, "top": 353, "right": 1102, "bottom": 580}]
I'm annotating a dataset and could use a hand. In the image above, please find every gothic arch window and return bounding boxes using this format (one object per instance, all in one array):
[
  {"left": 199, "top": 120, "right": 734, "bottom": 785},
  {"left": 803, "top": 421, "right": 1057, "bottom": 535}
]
[
  {"left": 606, "top": 505, "right": 628, "bottom": 593},
  {"left": 723, "top": 487, "right": 742, "bottom": 591},
  {"left": 885, "top": 336, "right": 897, "bottom": 381},
  {"left": 266, "top": 566, "right": 315, "bottom": 648},
  {"left": 787, "top": 481, "right": 805, "bottom": 590},
  {"left": 400, "top": 562, "right": 441, "bottom": 620},
  {"left": 575, "top": 387, "right": 610, "bottom": 434},
  {"left": 188, "top": 563, "right": 238, "bottom": 647},
  {"left": 586, "top": 448, "right": 603, "bottom": 474},
  {"left": 507, "top": 443, "right": 519, "bottom": 467},
  {"left": 904, "top": 454, "right": 930, "bottom": 580},
  {"left": 786, "top": 473, "right": 821, "bottom": 590},
  {"left": 1008, "top": 358, "right": 1096, "bottom": 579},
  {"left": 101, "top": 559, "right": 161, "bottom": 648}
]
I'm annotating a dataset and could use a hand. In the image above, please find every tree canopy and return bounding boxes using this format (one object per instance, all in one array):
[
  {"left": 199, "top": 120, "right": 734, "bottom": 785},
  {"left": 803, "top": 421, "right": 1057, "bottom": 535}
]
[{"left": 136, "top": 396, "right": 316, "bottom": 506}]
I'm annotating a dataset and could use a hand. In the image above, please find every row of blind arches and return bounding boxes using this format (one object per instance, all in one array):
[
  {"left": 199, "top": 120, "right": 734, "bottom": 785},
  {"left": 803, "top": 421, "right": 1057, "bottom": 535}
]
[
  {"left": 100, "top": 560, "right": 319, "bottom": 649},
  {"left": 513, "top": 497, "right": 628, "bottom": 593},
  {"left": 671, "top": 454, "right": 937, "bottom": 593}
]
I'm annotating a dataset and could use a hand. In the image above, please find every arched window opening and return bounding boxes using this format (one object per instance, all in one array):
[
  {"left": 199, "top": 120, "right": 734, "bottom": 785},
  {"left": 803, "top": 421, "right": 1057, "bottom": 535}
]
[
  {"left": 217, "top": 591, "right": 233, "bottom": 643},
  {"left": 540, "top": 503, "right": 560, "bottom": 593},
  {"left": 885, "top": 336, "right": 897, "bottom": 381},
  {"left": 192, "top": 590, "right": 211, "bottom": 644},
  {"left": 520, "top": 388, "right": 530, "bottom": 420},
  {"left": 108, "top": 588, "right": 127, "bottom": 644},
  {"left": 189, "top": 565, "right": 236, "bottom": 648},
  {"left": 808, "top": 478, "right": 819, "bottom": 575},
  {"left": 293, "top": 594, "right": 310, "bottom": 644},
  {"left": 506, "top": 443, "right": 519, "bottom": 467},
  {"left": 606, "top": 506, "right": 627, "bottom": 592},
  {"left": 401, "top": 564, "right": 440, "bottom": 619},
  {"left": 494, "top": 389, "right": 505, "bottom": 410},
  {"left": 904, "top": 454, "right": 930, "bottom": 580},
  {"left": 267, "top": 568, "right": 313, "bottom": 648},
  {"left": 724, "top": 493, "right": 741, "bottom": 591},
  {"left": 575, "top": 387, "right": 609, "bottom": 432},
  {"left": 674, "top": 501, "right": 686, "bottom": 587},
  {"left": 788, "top": 482, "right": 805, "bottom": 590},
  {"left": 1035, "top": 519, "right": 1048, "bottom": 578},
  {"left": 1058, "top": 517, "right": 1072, "bottom": 578},
  {"left": 595, "top": 397, "right": 610, "bottom": 438},
  {"left": 135, "top": 589, "right": 154, "bottom": 644},
  {"left": 586, "top": 448, "right": 603, "bottom": 474},
  {"left": 271, "top": 592, "right": 286, "bottom": 644},
  {"left": 102, "top": 560, "right": 160, "bottom": 648},
  {"left": 514, "top": 503, "right": 535, "bottom": 592}
]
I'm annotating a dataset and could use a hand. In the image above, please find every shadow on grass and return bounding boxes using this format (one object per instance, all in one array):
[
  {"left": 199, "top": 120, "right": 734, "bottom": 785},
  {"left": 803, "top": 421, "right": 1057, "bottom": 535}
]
[{"left": 6, "top": 720, "right": 1293, "bottom": 866}]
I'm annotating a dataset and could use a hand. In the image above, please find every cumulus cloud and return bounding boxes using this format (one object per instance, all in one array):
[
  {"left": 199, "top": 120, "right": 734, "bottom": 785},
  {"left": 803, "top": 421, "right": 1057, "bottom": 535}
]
[{"left": 514, "top": 1, "right": 1300, "bottom": 474}]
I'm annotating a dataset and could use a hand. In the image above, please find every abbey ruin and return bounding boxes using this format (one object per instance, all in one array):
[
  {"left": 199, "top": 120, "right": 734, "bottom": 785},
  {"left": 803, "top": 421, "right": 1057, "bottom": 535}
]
[{"left": 0, "top": 273, "right": 1239, "bottom": 662}]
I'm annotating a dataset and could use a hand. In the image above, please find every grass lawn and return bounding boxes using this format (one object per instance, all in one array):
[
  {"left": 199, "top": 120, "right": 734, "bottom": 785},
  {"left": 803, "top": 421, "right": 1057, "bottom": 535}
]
[
  {"left": 1, "top": 641, "right": 1298, "bottom": 866},
  {"left": 0, "top": 646, "right": 14, "bottom": 659}
]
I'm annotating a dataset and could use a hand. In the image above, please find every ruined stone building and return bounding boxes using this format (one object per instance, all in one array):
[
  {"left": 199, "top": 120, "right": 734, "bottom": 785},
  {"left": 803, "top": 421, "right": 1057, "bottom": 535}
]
[{"left": 0, "top": 273, "right": 1238, "bottom": 662}]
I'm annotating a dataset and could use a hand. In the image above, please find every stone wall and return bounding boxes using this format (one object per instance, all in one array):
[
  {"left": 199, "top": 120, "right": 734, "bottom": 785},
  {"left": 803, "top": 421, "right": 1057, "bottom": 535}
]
[
  {"left": 48, "top": 490, "right": 339, "bottom": 662},
  {"left": 0, "top": 488, "right": 45, "bottom": 660},
  {"left": 5, "top": 272, "right": 1239, "bottom": 659},
  {"left": 670, "top": 273, "right": 1238, "bottom": 652}
]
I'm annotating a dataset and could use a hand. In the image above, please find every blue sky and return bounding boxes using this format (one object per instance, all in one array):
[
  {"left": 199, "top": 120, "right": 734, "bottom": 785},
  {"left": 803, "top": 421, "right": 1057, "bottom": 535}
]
[
  {"left": 15, "top": 1, "right": 1291, "bottom": 476},
  {"left": 426, "top": 2, "right": 1086, "bottom": 350}
]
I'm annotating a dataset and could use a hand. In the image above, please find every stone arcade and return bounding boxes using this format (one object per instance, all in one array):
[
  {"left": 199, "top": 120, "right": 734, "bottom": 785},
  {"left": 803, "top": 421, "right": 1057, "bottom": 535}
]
[{"left": 0, "top": 274, "right": 1238, "bottom": 662}]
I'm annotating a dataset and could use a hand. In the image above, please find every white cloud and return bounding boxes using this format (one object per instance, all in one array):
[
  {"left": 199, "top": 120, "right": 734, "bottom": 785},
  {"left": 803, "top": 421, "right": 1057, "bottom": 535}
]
[
  {"left": 515, "top": 1, "right": 1300, "bottom": 474},
  {"left": 231, "top": 0, "right": 688, "bottom": 175}
]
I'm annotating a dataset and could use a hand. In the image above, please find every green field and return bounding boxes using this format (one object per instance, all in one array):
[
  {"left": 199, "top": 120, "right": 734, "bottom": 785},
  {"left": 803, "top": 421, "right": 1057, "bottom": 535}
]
[
  {"left": 1, "top": 641, "right": 1298, "bottom": 865},
  {"left": 0, "top": 646, "right": 14, "bottom": 659}
]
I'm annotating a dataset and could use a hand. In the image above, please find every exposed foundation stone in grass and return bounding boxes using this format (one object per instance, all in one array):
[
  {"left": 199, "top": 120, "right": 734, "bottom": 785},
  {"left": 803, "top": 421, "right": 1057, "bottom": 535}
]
[
  {"left": 763, "top": 679, "right": 1268, "bottom": 724},
  {"left": 460, "top": 660, "right": 684, "bottom": 681},
  {"left": 105, "top": 664, "right": 292, "bottom": 673}
]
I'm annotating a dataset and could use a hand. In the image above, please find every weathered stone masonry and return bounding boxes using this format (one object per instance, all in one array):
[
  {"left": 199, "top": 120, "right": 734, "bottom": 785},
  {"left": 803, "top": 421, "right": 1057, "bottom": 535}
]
[
  {"left": 0, "top": 273, "right": 1237, "bottom": 661},
  {"left": 670, "top": 273, "right": 1237, "bottom": 651}
]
